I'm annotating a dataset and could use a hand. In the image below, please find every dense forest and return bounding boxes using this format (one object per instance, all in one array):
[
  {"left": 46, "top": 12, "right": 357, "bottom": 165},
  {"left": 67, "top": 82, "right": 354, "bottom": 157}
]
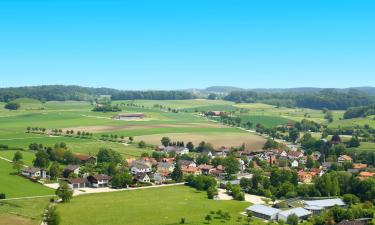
[
  {"left": 224, "top": 89, "right": 375, "bottom": 110},
  {"left": 344, "top": 104, "right": 375, "bottom": 119},
  {"left": 0, "top": 85, "right": 196, "bottom": 102}
]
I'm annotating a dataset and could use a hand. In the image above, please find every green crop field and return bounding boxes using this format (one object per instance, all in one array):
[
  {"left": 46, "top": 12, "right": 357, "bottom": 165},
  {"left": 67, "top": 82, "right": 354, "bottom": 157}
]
[
  {"left": 0, "top": 160, "right": 54, "bottom": 198},
  {"left": 0, "top": 197, "right": 51, "bottom": 225},
  {"left": 57, "top": 185, "right": 258, "bottom": 225}
]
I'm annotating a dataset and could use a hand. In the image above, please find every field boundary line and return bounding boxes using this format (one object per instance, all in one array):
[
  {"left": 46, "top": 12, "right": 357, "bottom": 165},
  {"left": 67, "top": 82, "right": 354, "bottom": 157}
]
[{"left": 0, "top": 195, "right": 56, "bottom": 201}]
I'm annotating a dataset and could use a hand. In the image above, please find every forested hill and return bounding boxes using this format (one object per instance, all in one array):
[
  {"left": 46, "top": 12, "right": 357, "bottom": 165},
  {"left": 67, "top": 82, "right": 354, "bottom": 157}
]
[
  {"left": 223, "top": 89, "right": 375, "bottom": 110},
  {"left": 0, "top": 85, "right": 196, "bottom": 102}
]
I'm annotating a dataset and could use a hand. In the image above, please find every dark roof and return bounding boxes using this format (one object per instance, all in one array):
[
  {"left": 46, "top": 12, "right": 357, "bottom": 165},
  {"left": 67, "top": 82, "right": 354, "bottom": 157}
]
[
  {"left": 22, "top": 167, "right": 41, "bottom": 173},
  {"left": 68, "top": 177, "right": 88, "bottom": 184},
  {"left": 76, "top": 155, "right": 96, "bottom": 161},
  {"left": 178, "top": 160, "right": 194, "bottom": 166},
  {"left": 65, "top": 165, "right": 80, "bottom": 171},
  {"left": 134, "top": 172, "right": 150, "bottom": 180},
  {"left": 337, "top": 220, "right": 365, "bottom": 225},
  {"left": 89, "top": 174, "right": 111, "bottom": 181}
]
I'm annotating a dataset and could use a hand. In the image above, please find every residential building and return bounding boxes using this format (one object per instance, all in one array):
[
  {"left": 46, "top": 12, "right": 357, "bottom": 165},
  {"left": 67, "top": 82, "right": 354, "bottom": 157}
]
[
  {"left": 338, "top": 155, "right": 353, "bottom": 163},
  {"left": 21, "top": 167, "right": 47, "bottom": 179},
  {"left": 68, "top": 177, "right": 90, "bottom": 189},
  {"left": 131, "top": 162, "right": 152, "bottom": 174},
  {"left": 87, "top": 174, "right": 111, "bottom": 188}
]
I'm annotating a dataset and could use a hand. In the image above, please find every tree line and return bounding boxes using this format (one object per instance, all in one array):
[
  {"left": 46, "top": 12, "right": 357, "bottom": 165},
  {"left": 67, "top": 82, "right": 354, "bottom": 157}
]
[
  {"left": 224, "top": 89, "right": 374, "bottom": 110},
  {"left": 0, "top": 85, "right": 196, "bottom": 102}
]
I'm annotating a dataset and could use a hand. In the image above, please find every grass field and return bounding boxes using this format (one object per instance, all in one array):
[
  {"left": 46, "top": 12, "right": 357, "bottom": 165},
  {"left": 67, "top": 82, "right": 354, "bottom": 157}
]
[
  {"left": 0, "top": 159, "right": 54, "bottom": 198},
  {"left": 0, "top": 197, "right": 50, "bottom": 225},
  {"left": 57, "top": 185, "right": 256, "bottom": 225}
]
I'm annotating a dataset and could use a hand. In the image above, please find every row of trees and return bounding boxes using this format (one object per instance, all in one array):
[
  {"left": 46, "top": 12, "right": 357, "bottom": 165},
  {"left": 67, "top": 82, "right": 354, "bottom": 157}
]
[
  {"left": 224, "top": 89, "right": 375, "bottom": 110},
  {"left": 0, "top": 85, "right": 196, "bottom": 102}
]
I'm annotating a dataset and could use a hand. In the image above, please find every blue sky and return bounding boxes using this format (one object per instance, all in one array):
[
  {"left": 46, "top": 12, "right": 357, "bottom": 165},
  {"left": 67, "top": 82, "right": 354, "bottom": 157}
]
[{"left": 0, "top": 0, "right": 374, "bottom": 90}]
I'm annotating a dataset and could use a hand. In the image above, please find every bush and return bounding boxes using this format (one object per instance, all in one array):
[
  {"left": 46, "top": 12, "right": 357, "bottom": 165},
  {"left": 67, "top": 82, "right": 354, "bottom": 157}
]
[
  {"left": 0, "top": 193, "right": 6, "bottom": 199},
  {"left": 4, "top": 102, "right": 20, "bottom": 110}
]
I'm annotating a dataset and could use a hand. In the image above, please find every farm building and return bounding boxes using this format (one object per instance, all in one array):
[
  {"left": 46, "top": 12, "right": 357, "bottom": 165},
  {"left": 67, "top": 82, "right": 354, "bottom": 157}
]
[
  {"left": 304, "top": 198, "right": 345, "bottom": 214},
  {"left": 68, "top": 178, "right": 90, "bottom": 189},
  {"left": 112, "top": 113, "right": 145, "bottom": 120},
  {"left": 278, "top": 207, "right": 312, "bottom": 221},
  {"left": 21, "top": 167, "right": 47, "bottom": 179},
  {"left": 246, "top": 204, "right": 281, "bottom": 221}
]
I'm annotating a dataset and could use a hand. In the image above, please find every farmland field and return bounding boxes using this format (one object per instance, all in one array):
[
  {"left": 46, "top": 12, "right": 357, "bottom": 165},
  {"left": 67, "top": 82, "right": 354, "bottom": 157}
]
[
  {"left": 57, "top": 185, "right": 256, "bottom": 225},
  {"left": 136, "top": 132, "right": 266, "bottom": 151},
  {"left": 0, "top": 99, "right": 265, "bottom": 159}
]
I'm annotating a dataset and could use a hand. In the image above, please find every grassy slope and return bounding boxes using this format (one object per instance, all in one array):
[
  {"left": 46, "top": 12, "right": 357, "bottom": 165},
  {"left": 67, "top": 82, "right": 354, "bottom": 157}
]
[
  {"left": 0, "top": 197, "right": 50, "bottom": 225},
  {"left": 57, "top": 185, "right": 254, "bottom": 225},
  {"left": 0, "top": 160, "right": 54, "bottom": 198}
]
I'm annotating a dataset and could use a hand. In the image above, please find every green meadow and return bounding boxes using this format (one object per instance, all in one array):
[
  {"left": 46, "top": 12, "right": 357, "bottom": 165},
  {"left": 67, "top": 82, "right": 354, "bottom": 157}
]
[
  {"left": 0, "top": 159, "right": 54, "bottom": 198},
  {"left": 57, "top": 185, "right": 256, "bottom": 225}
]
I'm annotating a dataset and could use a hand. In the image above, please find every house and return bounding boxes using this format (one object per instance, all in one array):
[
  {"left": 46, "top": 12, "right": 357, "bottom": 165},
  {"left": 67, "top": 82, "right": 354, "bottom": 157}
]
[
  {"left": 131, "top": 162, "right": 152, "bottom": 174},
  {"left": 352, "top": 163, "right": 367, "bottom": 170},
  {"left": 304, "top": 198, "right": 345, "bottom": 214},
  {"left": 279, "top": 150, "right": 288, "bottom": 158},
  {"left": 164, "top": 146, "right": 189, "bottom": 155},
  {"left": 157, "top": 162, "right": 175, "bottom": 172},
  {"left": 63, "top": 165, "right": 80, "bottom": 178},
  {"left": 358, "top": 171, "right": 375, "bottom": 180},
  {"left": 288, "top": 151, "right": 304, "bottom": 159},
  {"left": 87, "top": 174, "right": 111, "bottom": 188},
  {"left": 278, "top": 207, "right": 312, "bottom": 222},
  {"left": 211, "top": 111, "right": 222, "bottom": 116},
  {"left": 198, "top": 164, "right": 214, "bottom": 175},
  {"left": 134, "top": 172, "right": 151, "bottom": 183},
  {"left": 178, "top": 160, "right": 196, "bottom": 168},
  {"left": 338, "top": 155, "right": 353, "bottom": 163},
  {"left": 76, "top": 154, "right": 97, "bottom": 164},
  {"left": 140, "top": 157, "right": 158, "bottom": 166},
  {"left": 312, "top": 151, "right": 322, "bottom": 160},
  {"left": 298, "top": 171, "right": 313, "bottom": 183},
  {"left": 310, "top": 168, "right": 324, "bottom": 177},
  {"left": 112, "top": 113, "right": 145, "bottom": 120},
  {"left": 291, "top": 160, "right": 299, "bottom": 168},
  {"left": 181, "top": 166, "right": 201, "bottom": 175},
  {"left": 153, "top": 172, "right": 168, "bottom": 184},
  {"left": 68, "top": 177, "right": 90, "bottom": 189},
  {"left": 322, "top": 162, "right": 334, "bottom": 171},
  {"left": 237, "top": 158, "right": 246, "bottom": 171},
  {"left": 21, "top": 167, "right": 47, "bottom": 179},
  {"left": 246, "top": 204, "right": 281, "bottom": 221}
]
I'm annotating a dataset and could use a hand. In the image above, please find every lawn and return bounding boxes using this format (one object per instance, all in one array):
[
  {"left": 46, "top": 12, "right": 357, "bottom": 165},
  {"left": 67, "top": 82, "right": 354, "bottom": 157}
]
[
  {"left": 0, "top": 159, "right": 54, "bottom": 198},
  {"left": 57, "top": 185, "right": 255, "bottom": 225},
  {"left": 0, "top": 197, "right": 51, "bottom": 225}
]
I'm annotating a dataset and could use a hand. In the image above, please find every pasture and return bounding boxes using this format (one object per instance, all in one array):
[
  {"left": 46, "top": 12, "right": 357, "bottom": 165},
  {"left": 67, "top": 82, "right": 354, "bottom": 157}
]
[{"left": 57, "top": 185, "right": 254, "bottom": 225}]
